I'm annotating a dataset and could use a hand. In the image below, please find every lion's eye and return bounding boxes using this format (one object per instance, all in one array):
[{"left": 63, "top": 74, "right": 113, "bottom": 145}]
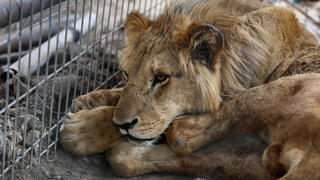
[
  {"left": 122, "top": 71, "right": 128, "bottom": 82},
  {"left": 153, "top": 72, "right": 168, "bottom": 86}
]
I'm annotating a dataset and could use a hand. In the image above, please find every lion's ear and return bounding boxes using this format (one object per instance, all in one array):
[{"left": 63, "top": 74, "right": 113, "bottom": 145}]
[
  {"left": 124, "top": 11, "right": 151, "bottom": 44},
  {"left": 174, "top": 23, "right": 224, "bottom": 69}
]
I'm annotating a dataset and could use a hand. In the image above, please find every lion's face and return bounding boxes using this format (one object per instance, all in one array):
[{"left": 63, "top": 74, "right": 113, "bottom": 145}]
[
  {"left": 114, "top": 50, "right": 201, "bottom": 141},
  {"left": 113, "top": 11, "right": 224, "bottom": 142}
]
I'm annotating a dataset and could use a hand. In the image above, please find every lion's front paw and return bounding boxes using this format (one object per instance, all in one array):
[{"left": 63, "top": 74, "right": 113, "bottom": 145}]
[
  {"left": 166, "top": 126, "right": 191, "bottom": 156},
  {"left": 70, "top": 89, "right": 122, "bottom": 113},
  {"left": 60, "top": 106, "right": 124, "bottom": 156},
  {"left": 70, "top": 94, "right": 98, "bottom": 113},
  {"left": 167, "top": 115, "right": 211, "bottom": 156}
]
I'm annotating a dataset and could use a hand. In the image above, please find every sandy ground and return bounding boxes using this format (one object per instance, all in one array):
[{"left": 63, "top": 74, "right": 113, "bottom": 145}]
[{"left": 17, "top": 146, "right": 193, "bottom": 180}]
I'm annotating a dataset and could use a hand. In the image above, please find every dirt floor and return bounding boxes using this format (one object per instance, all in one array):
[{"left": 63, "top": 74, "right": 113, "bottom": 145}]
[{"left": 17, "top": 146, "right": 193, "bottom": 180}]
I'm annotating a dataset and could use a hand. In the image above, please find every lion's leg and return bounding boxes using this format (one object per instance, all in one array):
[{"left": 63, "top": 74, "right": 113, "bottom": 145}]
[
  {"left": 167, "top": 113, "right": 213, "bottom": 155},
  {"left": 168, "top": 74, "right": 320, "bottom": 156},
  {"left": 167, "top": 113, "right": 242, "bottom": 155},
  {"left": 108, "top": 135, "right": 274, "bottom": 179},
  {"left": 70, "top": 88, "right": 123, "bottom": 112},
  {"left": 108, "top": 141, "right": 179, "bottom": 177},
  {"left": 60, "top": 106, "right": 125, "bottom": 156}
]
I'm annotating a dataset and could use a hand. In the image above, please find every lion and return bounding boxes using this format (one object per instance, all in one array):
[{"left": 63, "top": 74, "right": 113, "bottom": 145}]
[{"left": 59, "top": 0, "right": 320, "bottom": 179}]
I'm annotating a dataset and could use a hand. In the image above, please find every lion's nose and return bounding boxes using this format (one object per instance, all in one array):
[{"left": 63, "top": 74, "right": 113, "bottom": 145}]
[{"left": 116, "top": 118, "right": 138, "bottom": 131}]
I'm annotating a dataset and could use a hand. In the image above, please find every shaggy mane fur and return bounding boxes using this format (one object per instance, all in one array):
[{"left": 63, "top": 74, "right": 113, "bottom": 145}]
[
  {"left": 158, "top": 0, "right": 274, "bottom": 98},
  {"left": 121, "top": 0, "right": 310, "bottom": 111}
]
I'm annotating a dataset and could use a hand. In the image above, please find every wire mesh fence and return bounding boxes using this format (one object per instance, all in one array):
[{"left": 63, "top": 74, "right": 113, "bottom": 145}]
[
  {"left": 0, "top": 0, "right": 318, "bottom": 179},
  {"left": 0, "top": 0, "right": 167, "bottom": 179}
]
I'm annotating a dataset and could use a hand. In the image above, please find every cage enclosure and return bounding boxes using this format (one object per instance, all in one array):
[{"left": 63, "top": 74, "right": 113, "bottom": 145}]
[{"left": 0, "top": 0, "right": 167, "bottom": 178}]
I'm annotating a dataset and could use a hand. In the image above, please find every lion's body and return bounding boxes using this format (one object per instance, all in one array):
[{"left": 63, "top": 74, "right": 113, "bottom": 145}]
[{"left": 60, "top": 0, "right": 320, "bottom": 179}]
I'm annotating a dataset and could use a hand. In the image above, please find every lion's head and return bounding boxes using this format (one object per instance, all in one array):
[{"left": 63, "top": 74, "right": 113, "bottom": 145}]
[
  {"left": 112, "top": 10, "right": 226, "bottom": 142},
  {"left": 113, "top": 1, "right": 272, "bottom": 142}
]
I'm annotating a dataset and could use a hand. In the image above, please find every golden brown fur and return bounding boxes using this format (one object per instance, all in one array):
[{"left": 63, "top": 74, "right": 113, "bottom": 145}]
[{"left": 59, "top": 0, "right": 320, "bottom": 179}]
